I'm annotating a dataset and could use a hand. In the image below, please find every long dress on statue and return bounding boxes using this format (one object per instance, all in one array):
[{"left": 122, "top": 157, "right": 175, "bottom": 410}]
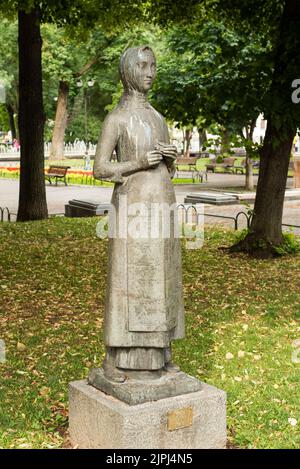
[{"left": 93, "top": 91, "right": 185, "bottom": 371}]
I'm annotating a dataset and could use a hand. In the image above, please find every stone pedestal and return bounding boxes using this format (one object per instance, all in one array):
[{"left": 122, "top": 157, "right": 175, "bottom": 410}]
[
  {"left": 69, "top": 380, "right": 226, "bottom": 449},
  {"left": 65, "top": 199, "right": 111, "bottom": 217},
  {"left": 184, "top": 191, "right": 239, "bottom": 205}
]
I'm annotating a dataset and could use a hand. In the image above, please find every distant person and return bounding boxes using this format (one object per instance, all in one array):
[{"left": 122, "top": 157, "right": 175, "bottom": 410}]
[{"left": 12, "top": 139, "right": 20, "bottom": 150}]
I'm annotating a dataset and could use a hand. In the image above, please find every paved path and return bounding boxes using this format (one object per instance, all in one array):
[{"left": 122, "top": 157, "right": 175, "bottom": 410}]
[
  {"left": 0, "top": 179, "right": 113, "bottom": 215},
  {"left": 1, "top": 177, "right": 299, "bottom": 232},
  {"left": 3, "top": 174, "right": 257, "bottom": 214}
]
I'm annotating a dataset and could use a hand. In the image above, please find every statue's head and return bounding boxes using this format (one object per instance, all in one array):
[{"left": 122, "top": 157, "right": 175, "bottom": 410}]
[{"left": 119, "top": 45, "right": 156, "bottom": 94}]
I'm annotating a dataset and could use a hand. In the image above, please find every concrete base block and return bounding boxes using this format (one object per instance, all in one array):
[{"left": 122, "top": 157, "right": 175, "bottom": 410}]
[{"left": 69, "top": 380, "right": 226, "bottom": 449}]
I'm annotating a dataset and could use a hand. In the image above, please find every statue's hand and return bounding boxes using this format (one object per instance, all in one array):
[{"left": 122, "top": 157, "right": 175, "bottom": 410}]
[
  {"left": 155, "top": 142, "right": 178, "bottom": 165},
  {"left": 142, "top": 150, "right": 163, "bottom": 168}
]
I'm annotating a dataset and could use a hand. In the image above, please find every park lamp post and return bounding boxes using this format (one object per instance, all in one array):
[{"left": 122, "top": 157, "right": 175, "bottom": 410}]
[{"left": 76, "top": 78, "right": 95, "bottom": 170}]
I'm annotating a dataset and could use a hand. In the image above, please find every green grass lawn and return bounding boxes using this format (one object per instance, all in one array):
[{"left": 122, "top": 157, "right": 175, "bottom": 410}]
[{"left": 0, "top": 218, "right": 299, "bottom": 448}]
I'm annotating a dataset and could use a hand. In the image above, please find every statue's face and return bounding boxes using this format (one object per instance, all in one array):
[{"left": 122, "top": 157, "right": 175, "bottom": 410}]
[{"left": 132, "top": 50, "right": 156, "bottom": 93}]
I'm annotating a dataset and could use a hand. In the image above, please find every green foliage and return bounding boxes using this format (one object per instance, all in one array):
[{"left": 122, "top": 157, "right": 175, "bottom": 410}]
[
  {"left": 0, "top": 1, "right": 146, "bottom": 31},
  {"left": 234, "top": 229, "right": 300, "bottom": 257},
  {"left": 150, "top": 0, "right": 300, "bottom": 144},
  {"left": 201, "top": 1, "right": 300, "bottom": 136},
  {"left": 42, "top": 24, "right": 85, "bottom": 84},
  {"left": 65, "top": 112, "right": 102, "bottom": 144},
  {"left": 41, "top": 23, "right": 163, "bottom": 142},
  {"left": 231, "top": 133, "right": 262, "bottom": 159},
  {"left": 234, "top": 228, "right": 250, "bottom": 244},
  {"left": 151, "top": 20, "right": 272, "bottom": 134},
  {"left": 0, "top": 104, "right": 9, "bottom": 131},
  {"left": 42, "top": 24, "right": 113, "bottom": 131},
  {"left": 0, "top": 18, "right": 18, "bottom": 124},
  {"left": 274, "top": 233, "right": 300, "bottom": 256},
  {"left": 235, "top": 229, "right": 270, "bottom": 251},
  {"left": 145, "top": 0, "right": 201, "bottom": 27},
  {"left": 0, "top": 1, "right": 157, "bottom": 143}
]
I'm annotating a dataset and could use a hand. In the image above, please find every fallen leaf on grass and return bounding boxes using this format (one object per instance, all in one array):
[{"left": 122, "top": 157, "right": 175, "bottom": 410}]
[
  {"left": 17, "top": 342, "right": 26, "bottom": 352},
  {"left": 39, "top": 387, "right": 50, "bottom": 397}
]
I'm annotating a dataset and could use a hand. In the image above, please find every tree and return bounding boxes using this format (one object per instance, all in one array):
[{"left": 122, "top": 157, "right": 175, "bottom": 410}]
[
  {"left": 0, "top": 0, "right": 145, "bottom": 221},
  {"left": 151, "top": 21, "right": 272, "bottom": 185},
  {"left": 44, "top": 23, "right": 163, "bottom": 156},
  {"left": 42, "top": 25, "right": 112, "bottom": 159},
  {"left": 150, "top": 42, "right": 203, "bottom": 156},
  {"left": 214, "top": 0, "right": 300, "bottom": 255},
  {"left": 149, "top": 0, "right": 300, "bottom": 254}
]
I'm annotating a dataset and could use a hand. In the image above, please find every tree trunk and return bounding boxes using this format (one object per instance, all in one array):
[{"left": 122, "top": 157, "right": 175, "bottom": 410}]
[
  {"left": 220, "top": 127, "right": 230, "bottom": 155},
  {"left": 6, "top": 104, "right": 17, "bottom": 140},
  {"left": 14, "top": 113, "right": 19, "bottom": 141},
  {"left": 249, "top": 122, "right": 294, "bottom": 243},
  {"left": 198, "top": 128, "right": 207, "bottom": 152},
  {"left": 183, "top": 128, "right": 192, "bottom": 157},
  {"left": 232, "top": 121, "right": 295, "bottom": 256},
  {"left": 17, "top": 8, "right": 48, "bottom": 221},
  {"left": 231, "top": 0, "right": 300, "bottom": 256},
  {"left": 245, "top": 122, "right": 255, "bottom": 191},
  {"left": 49, "top": 80, "right": 69, "bottom": 160},
  {"left": 245, "top": 154, "right": 254, "bottom": 191}
]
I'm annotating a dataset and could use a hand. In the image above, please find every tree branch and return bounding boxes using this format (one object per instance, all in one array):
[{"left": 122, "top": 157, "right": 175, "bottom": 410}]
[
  {"left": 73, "top": 37, "right": 115, "bottom": 78},
  {"left": 73, "top": 56, "right": 99, "bottom": 78}
]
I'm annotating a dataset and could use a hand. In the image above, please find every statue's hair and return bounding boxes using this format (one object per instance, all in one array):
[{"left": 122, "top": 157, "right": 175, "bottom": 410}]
[{"left": 119, "top": 45, "right": 155, "bottom": 90}]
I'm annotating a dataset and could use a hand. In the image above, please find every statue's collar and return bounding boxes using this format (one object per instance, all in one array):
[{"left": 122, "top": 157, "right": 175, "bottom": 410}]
[{"left": 120, "top": 90, "right": 150, "bottom": 109}]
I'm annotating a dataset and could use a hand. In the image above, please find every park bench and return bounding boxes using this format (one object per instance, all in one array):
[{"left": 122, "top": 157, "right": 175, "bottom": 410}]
[
  {"left": 175, "top": 156, "right": 207, "bottom": 183},
  {"left": 205, "top": 157, "right": 236, "bottom": 173},
  {"left": 45, "top": 165, "right": 70, "bottom": 186},
  {"left": 234, "top": 158, "right": 260, "bottom": 174},
  {"left": 234, "top": 158, "right": 246, "bottom": 174}
]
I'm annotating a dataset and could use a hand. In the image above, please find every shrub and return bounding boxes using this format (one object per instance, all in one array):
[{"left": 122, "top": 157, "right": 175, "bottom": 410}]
[
  {"left": 234, "top": 229, "right": 300, "bottom": 256},
  {"left": 274, "top": 233, "right": 300, "bottom": 256}
]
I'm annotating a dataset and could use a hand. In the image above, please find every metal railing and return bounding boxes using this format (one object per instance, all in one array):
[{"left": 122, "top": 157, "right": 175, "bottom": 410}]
[
  {"left": 177, "top": 204, "right": 252, "bottom": 230},
  {"left": 1, "top": 203, "right": 300, "bottom": 233},
  {"left": 0, "top": 207, "right": 13, "bottom": 222},
  {"left": 177, "top": 204, "right": 300, "bottom": 231}
]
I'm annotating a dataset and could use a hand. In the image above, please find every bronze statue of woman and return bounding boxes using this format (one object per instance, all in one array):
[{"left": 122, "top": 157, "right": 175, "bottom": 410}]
[{"left": 93, "top": 46, "right": 184, "bottom": 383}]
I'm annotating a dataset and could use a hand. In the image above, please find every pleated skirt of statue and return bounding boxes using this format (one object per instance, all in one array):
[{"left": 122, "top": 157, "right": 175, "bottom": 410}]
[{"left": 103, "top": 162, "right": 185, "bottom": 370}]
